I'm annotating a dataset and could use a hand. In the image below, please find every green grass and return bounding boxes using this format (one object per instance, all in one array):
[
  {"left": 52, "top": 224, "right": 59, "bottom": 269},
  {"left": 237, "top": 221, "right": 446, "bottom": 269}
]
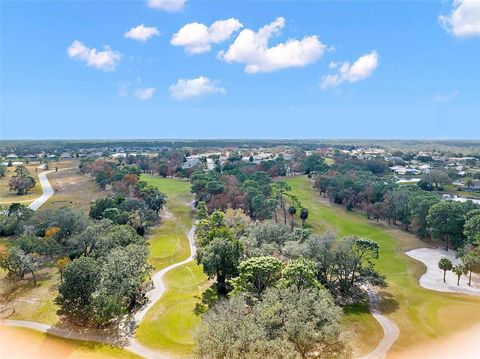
[
  {"left": 285, "top": 176, "right": 480, "bottom": 357},
  {"left": 141, "top": 175, "right": 194, "bottom": 270},
  {"left": 137, "top": 175, "right": 208, "bottom": 357},
  {"left": 0, "top": 326, "right": 140, "bottom": 358},
  {"left": 136, "top": 262, "right": 209, "bottom": 357}
]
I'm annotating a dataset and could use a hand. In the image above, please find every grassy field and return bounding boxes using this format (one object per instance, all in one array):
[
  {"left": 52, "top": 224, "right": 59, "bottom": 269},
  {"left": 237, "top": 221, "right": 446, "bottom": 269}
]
[
  {"left": 136, "top": 175, "right": 208, "bottom": 357},
  {"left": 0, "top": 236, "right": 60, "bottom": 325},
  {"left": 0, "top": 326, "right": 140, "bottom": 359},
  {"left": 285, "top": 176, "right": 480, "bottom": 358},
  {"left": 0, "top": 163, "right": 42, "bottom": 206},
  {"left": 43, "top": 166, "right": 108, "bottom": 213}
]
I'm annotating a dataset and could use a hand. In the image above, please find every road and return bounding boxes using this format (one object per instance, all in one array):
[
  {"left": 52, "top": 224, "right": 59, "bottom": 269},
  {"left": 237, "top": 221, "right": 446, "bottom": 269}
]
[{"left": 28, "top": 170, "right": 55, "bottom": 210}]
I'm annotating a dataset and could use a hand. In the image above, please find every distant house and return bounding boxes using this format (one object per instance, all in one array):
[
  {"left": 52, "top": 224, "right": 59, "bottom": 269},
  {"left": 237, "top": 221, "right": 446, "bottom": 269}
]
[
  {"left": 182, "top": 157, "right": 201, "bottom": 169},
  {"left": 6, "top": 153, "right": 17, "bottom": 159},
  {"left": 390, "top": 165, "right": 407, "bottom": 175},
  {"left": 389, "top": 166, "right": 421, "bottom": 176},
  {"left": 23, "top": 154, "right": 37, "bottom": 160},
  {"left": 60, "top": 153, "right": 72, "bottom": 159},
  {"left": 463, "top": 180, "right": 480, "bottom": 192}
]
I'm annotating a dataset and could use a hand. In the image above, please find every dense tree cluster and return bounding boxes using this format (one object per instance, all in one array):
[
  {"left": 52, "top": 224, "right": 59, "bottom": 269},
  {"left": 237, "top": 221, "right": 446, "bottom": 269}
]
[
  {"left": 193, "top": 206, "right": 381, "bottom": 358},
  {"left": 195, "top": 287, "right": 349, "bottom": 359},
  {"left": 195, "top": 210, "right": 384, "bottom": 303},
  {"left": 190, "top": 163, "right": 310, "bottom": 227},
  {"left": 81, "top": 159, "right": 167, "bottom": 235}
]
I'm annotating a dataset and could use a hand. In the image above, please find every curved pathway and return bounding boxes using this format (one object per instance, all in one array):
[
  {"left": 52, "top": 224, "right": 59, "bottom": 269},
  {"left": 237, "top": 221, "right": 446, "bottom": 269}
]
[
  {"left": 28, "top": 170, "right": 55, "bottom": 210},
  {"left": 2, "top": 171, "right": 199, "bottom": 359},
  {"left": 357, "top": 286, "right": 400, "bottom": 359}
]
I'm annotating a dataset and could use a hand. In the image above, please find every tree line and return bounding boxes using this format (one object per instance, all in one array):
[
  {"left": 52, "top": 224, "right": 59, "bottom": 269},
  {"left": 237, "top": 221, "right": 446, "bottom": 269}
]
[{"left": 314, "top": 171, "right": 480, "bottom": 250}]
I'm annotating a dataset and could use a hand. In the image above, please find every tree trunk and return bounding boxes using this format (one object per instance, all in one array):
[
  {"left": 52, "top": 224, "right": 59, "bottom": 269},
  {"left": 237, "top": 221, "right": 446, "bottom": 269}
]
[
  {"left": 469, "top": 271, "right": 472, "bottom": 286},
  {"left": 217, "top": 275, "right": 227, "bottom": 295},
  {"left": 443, "top": 270, "right": 446, "bottom": 283},
  {"left": 31, "top": 270, "right": 37, "bottom": 285},
  {"left": 457, "top": 275, "right": 460, "bottom": 286}
]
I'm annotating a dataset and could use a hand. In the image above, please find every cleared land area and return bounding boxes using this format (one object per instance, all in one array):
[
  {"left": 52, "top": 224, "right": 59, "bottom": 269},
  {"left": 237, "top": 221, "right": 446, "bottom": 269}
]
[
  {"left": 136, "top": 175, "right": 209, "bottom": 358},
  {"left": 285, "top": 176, "right": 480, "bottom": 358},
  {"left": 42, "top": 166, "right": 108, "bottom": 213},
  {"left": 0, "top": 326, "right": 140, "bottom": 359}
]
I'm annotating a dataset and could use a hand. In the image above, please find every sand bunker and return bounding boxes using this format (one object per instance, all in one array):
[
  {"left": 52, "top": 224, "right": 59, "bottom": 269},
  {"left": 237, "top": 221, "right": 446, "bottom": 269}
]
[{"left": 405, "top": 248, "right": 480, "bottom": 295}]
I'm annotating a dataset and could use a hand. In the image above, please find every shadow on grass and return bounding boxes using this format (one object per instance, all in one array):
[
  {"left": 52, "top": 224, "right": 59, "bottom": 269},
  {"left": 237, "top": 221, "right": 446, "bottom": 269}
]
[
  {"left": 378, "top": 290, "right": 400, "bottom": 314},
  {"left": 193, "top": 283, "right": 223, "bottom": 316}
]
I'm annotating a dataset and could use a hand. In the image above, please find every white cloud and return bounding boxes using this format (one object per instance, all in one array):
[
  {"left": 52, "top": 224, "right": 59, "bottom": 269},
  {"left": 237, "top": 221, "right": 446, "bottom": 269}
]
[
  {"left": 125, "top": 24, "right": 160, "bottom": 42},
  {"left": 134, "top": 87, "right": 156, "bottom": 100},
  {"left": 67, "top": 40, "right": 121, "bottom": 71},
  {"left": 439, "top": 0, "right": 480, "bottom": 37},
  {"left": 219, "top": 17, "right": 326, "bottom": 74},
  {"left": 147, "top": 0, "right": 185, "bottom": 12},
  {"left": 171, "top": 18, "right": 243, "bottom": 54},
  {"left": 433, "top": 90, "right": 460, "bottom": 103},
  {"left": 320, "top": 50, "right": 379, "bottom": 89},
  {"left": 169, "top": 76, "right": 226, "bottom": 100}
]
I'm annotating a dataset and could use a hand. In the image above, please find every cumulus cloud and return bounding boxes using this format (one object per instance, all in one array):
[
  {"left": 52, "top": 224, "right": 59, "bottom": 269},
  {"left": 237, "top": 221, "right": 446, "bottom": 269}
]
[
  {"left": 320, "top": 50, "right": 379, "bottom": 89},
  {"left": 67, "top": 40, "right": 121, "bottom": 71},
  {"left": 134, "top": 87, "right": 156, "bottom": 100},
  {"left": 439, "top": 0, "right": 480, "bottom": 37},
  {"left": 171, "top": 18, "right": 243, "bottom": 54},
  {"left": 433, "top": 90, "right": 460, "bottom": 103},
  {"left": 147, "top": 0, "right": 185, "bottom": 12},
  {"left": 169, "top": 76, "right": 226, "bottom": 100},
  {"left": 125, "top": 24, "right": 160, "bottom": 42},
  {"left": 219, "top": 17, "right": 326, "bottom": 74}
]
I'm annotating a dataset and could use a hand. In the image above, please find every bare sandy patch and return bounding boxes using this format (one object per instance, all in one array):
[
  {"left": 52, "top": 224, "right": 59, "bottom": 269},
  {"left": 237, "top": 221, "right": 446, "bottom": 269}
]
[
  {"left": 406, "top": 248, "right": 480, "bottom": 295},
  {"left": 391, "top": 323, "right": 480, "bottom": 359}
]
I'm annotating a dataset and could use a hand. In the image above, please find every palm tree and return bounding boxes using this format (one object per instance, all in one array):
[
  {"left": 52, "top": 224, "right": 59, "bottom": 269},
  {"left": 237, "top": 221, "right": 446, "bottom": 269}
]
[
  {"left": 288, "top": 206, "right": 297, "bottom": 230},
  {"left": 452, "top": 265, "right": 467, "bottom": 286},
  {"left": 438, "top": 257, "right": 453, "bottom": 283},
  {"left": 300, "top": 208, "right": 309, "bottom": 226}
]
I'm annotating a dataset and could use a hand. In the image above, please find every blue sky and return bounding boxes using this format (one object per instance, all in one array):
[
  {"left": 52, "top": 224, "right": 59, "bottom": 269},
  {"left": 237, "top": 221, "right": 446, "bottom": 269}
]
[{"left": 1, "top": 0, "right": 479, "bottom": 139}]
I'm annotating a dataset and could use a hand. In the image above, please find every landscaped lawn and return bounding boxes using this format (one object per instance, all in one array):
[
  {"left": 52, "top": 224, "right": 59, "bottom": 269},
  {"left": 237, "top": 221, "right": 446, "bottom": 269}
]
[
  {"left": 137, "top": 175, "right": 208, "bottom": 357},
  {"left": 285, "top": 176, "right": 480, "bottom": 358},
  {"left": 0, "top": 326, "right": 140, "bottom": 359}
]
